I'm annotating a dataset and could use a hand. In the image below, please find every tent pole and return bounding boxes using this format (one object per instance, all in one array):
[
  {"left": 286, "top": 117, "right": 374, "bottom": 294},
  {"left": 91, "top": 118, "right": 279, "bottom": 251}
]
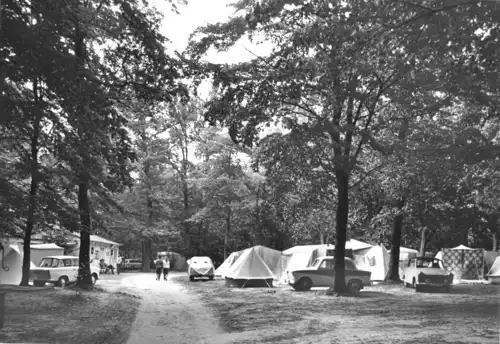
[{"left": 241, "top": 279, "right": 249, "bottom": 288}]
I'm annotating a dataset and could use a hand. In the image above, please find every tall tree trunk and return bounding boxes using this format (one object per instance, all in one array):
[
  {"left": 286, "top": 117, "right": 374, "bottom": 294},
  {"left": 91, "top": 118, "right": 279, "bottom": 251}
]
[
  {"left": 77, "top": 182, "right": 93, "bottom": 286},
  {"left": 333, "top": 169, "right": 349, "bottom": 293},
  {"left": 386, "top": 203, "right": 403, "bottom": 282},
  {"left": 141, "top": 239, "right": 152, "bottom": 272},
  {"left": 141, "top": 196, "right": 153, "bottom": 272},
  {"left": 73, "top": 17, "right": 93, "bottom": 286},
  {"left": 224, "top": 208, "right": 231, "bottom": 260},
  {"left": 319, "top": 232, "right": 325, "bottom": 245},
  {"left": 419, "top": 227, "right": 428, "bottom": 256},
  {"left": 488, "top": 216, "right": 499, "bottom": 251},
  {"left": 20, "top": 83, "right": 42, "bottom": 286}
]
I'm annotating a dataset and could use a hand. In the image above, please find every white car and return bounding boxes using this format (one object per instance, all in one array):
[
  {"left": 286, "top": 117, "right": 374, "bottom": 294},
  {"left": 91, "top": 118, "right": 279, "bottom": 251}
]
[
  {"left": 187, "top": 256, "right": 215, "bottom": 281},
  {"left": 402, "top": 257, "right": 454, "bottom": 292},
  {"left": 29, "top": 255, "right": 100, "bottom": 287}
]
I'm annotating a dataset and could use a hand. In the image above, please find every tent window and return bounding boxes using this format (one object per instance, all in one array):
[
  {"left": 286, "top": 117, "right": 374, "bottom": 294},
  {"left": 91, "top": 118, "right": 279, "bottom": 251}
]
[{"left": 368, "top": 257, "right": 376, "bottom": 267}]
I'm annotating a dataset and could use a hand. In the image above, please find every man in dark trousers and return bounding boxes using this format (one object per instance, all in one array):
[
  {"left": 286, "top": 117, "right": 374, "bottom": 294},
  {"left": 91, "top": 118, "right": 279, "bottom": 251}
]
[{"left": 154, "top": 256, "right": 164, "bottom": 281}]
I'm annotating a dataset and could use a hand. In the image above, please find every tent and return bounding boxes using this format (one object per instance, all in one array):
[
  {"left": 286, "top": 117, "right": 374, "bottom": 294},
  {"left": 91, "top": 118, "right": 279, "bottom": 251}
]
[
  {"left": 439, "top": 245, "right": 485, "bottom": 280},
  {"left": 215, "top": 251, "right": 243, "bottom": 277},
  {"left": 30, "top": 243, "right": 64, "bottom": 267},
  {"left": 486, "top": 256, "right": 500, "bottom": 284},
  {"left": 0, "top": 244, "right": 37, "bottom": 285},
  {"left": 353, "top": 244, "right": 390, "bottom": 281},
  {"left": 484, "top": 251, "right": 500, "bottom": 271},
  {"left": 225, "top": 247, "right": 275, "bottom": 287},
  {"left": 251, "top": 245, "right": 283, "bottom": 279}
]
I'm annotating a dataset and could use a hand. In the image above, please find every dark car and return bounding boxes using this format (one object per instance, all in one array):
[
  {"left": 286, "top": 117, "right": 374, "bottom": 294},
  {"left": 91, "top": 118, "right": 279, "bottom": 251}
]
[{"left": 287, "top": 256, "right": 372, "bottom": 295}]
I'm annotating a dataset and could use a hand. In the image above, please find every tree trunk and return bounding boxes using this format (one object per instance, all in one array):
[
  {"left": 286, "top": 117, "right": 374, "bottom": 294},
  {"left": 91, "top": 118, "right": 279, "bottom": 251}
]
[
  {"left": 486, "top": 215, "right": 499, "bottom": 251},
  {"left": 141, "top": 239, "right": 152, "bottom": 272},
  {"left": 386, "top": 206, "right": 403, "bottom": 283},
  {"left": 141, "top": 196, "right": 153, "bottom": 272},
  {"left": 77, "top": 182, "right": 93, "bottom": 286},
  {"left": 333, "top": 169, "right": 349, "bottom": 293},
  {"left": 20, "top": 90, "right": 42, "bottom": 286},
  {"left": 419, "top": 227, "right": 428, "bottom": 256},
  {"left": 224, "top": 208, "right": 231, "bottom": 260},
  {"left": 319, "top": 232, "right": 325, "bottom": 245}
]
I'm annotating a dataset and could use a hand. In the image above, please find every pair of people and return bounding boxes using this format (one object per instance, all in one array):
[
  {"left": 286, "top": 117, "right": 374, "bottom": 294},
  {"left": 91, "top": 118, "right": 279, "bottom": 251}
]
[{"left": 154, "top": 255, "right": 170, "bottom": 281}]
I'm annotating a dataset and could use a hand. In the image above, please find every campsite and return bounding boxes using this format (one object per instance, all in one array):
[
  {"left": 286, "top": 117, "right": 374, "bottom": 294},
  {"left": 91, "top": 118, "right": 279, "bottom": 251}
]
[{"left": 2, "top": 0, "right": 500, "bottom": 343}]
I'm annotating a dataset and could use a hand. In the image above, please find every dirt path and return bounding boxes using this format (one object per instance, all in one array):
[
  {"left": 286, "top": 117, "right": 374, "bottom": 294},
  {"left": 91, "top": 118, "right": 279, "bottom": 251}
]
[{"left": 113, "top": 273, "right": 223, "bottom": 344}]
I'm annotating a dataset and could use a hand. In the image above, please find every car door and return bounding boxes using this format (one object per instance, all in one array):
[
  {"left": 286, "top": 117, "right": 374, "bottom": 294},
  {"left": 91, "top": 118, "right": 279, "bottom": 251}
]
[
  {"left": 60, "top": 258, "right": 78, "bottom": 282},
  {"left": 317, "top": 259, "right": 334, "bottom": 287}
]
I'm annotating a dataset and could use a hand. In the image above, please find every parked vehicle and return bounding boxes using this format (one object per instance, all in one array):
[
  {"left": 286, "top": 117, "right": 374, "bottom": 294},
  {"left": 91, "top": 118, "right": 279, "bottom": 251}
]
[
  {"left": 29, "top": 255, "right": 100, "bottom": 288},
  {"left": 187, "top": 256, "right": 215, "bottom": 281},
  {"left": 123, "top": 259, "right": 142, "bottom": 270},
  {"left": 402, "top": 257, "right": 453, "bottom": 292},
  {"left": 288, "top": 256, "right": 371, "bottom": 295}
]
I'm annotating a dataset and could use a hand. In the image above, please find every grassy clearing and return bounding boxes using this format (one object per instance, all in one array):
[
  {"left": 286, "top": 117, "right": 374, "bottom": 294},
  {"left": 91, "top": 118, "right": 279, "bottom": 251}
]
[
  {"left": 175, "top": 276, "right": 500, "bottom": 344},
  {"left": 0, "top": 287, "right": 140, "bottom": 344}
]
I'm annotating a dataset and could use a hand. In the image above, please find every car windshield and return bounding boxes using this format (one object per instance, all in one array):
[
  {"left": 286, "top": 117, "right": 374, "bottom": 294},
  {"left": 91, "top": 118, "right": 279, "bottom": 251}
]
[
  {"left": 39, "top": 258, "right": 61, "bottom": 268},
  {"left": 415, "top": 258, "right": 441, "bottom": 268},
  {"left": 311, "top": 259, "right": 321, "bottom": 267}
]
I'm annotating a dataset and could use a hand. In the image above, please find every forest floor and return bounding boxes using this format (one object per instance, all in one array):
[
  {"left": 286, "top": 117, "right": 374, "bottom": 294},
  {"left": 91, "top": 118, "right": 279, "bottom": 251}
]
[
  {"left": 176, "top": 277, "right": 500, "bottom": 344},
  {"left": 0, "top": 286, "right": 140, "bottom": 344}
]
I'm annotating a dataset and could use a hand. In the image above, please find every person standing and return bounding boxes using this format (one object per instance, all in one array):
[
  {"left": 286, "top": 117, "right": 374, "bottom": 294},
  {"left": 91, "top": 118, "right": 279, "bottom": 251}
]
[
  {"left": 163, "top": 255, "right": 170, "bottom": 281},
  {"left": 154, "top": 256, "right": 164, "bottom": 281},
  {"left": 116, "top": 256, "right": 122, "bottom": 275}
]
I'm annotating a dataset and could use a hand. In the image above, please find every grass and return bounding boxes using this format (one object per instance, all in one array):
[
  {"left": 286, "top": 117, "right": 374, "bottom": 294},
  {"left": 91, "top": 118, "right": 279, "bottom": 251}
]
[
  {"left": 0, "top": 286, "right": 140, "bottom": 344},
  {"left": 175, "top": 276, "right": 500, "bottom": 344}
]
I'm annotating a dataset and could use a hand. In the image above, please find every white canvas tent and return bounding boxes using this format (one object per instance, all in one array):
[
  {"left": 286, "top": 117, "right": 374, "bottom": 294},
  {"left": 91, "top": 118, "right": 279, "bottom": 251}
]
[
  {"left": 354, "top": 244, "right": 390, "bottom": 281},
  {"left": 30, "top": 243, "right": 64, "bottom": 267},
  {"left": 0, "top": 244, "right": 37, "bottom": 285},
  {"left": 215, "top": 251, "right": 242, "bottom": 277},
  {"left": 216, "top": 245, "right": 282, "bottom": 279},
  {"left": 251, "top": 245, "right": 283, "bottom": 279},
  {"left": 225, "top": 247, "right": 275, "bottom": 287},
  {"left": 487, "top": 256, "right": 500, "bottom": 284}
]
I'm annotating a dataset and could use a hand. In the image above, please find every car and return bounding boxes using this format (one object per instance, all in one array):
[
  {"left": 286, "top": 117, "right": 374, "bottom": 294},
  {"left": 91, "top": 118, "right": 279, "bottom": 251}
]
[
  {"left": 123, "top": 259, "right": 142, "bottom": 270},
  {"left": 29, "top": 255, "right": 100, "bottom": 288},
  {"left": 287, "top": 256, "right": 371, "bottom": 295},
  {"left": 187, "top": 256, "right": 215, "bottom": 281},
  {"left": 402, "top": 256, "right": 454, "bottom": 292}
]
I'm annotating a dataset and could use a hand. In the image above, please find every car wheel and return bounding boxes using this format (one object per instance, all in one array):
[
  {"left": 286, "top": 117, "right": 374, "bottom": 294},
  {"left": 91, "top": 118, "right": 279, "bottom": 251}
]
[
  {"left": 348, "top": 280, "right": 362, "bottom": 296},
  {"left": 91, "top": 273, "right": 98, "bottom": 285},
  {"left": 295, "top": 277, "right": 312, "bottom": 291},
  {"left": 57, "top": 277, "right": 68, "bottom": 288},
  {"left": 33, "top": 280, "right": 45, "bottom": 287}
]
